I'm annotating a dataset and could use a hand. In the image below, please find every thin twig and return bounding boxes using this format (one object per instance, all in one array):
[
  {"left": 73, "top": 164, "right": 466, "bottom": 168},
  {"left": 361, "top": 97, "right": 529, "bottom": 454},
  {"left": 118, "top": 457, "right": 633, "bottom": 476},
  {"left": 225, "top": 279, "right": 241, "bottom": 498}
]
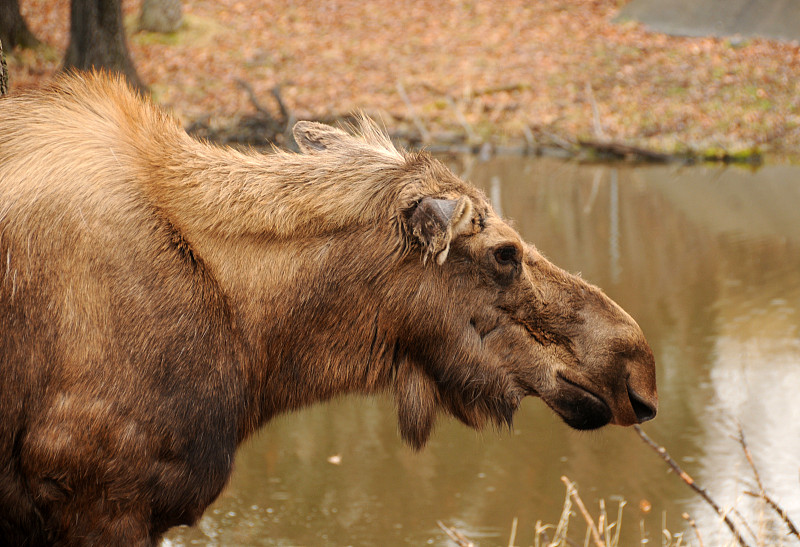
[
  {"left": 269, "top": 84, "right": 290, "bottom": 123},
  {"left": 235, "top": 78, "right": 278, "bottom": 123},
  {"left": 736, "top": 426, "right": 800, "bottom": 541},
  {"left": 729, "top": 506, "right": 758, "bottom": 544},
  {"left": 508, "top": 516, "right": 518, "bottom": 547},
  {"left": 553, "top": 483, "right": 574, "bottom": 546},
  {"left": 437, "top": 520, "right": 475, "bottom": 547},
  {"left": 598, "top": 498, "right": 606, "bottom": 546},
  {"left": 612, "top": 500, "right": 626, "bottom": 547},
  {"left": 633, "top": 425, "right": 752, "bottom": 547},
  {"left": 561, "top": 476, "right": 605, "bottom": 547},
  {"left": 744, "top": 491, "right": 800, "bottom": 541},
  {"left": 681, "top": 512, "right": 704, "bottom": 547},
  {"left": 737, "top": 425, "right": 765, "bottom": 494},
  {"left": 534, "top": 520, "right": 546, "bottom": 547}
]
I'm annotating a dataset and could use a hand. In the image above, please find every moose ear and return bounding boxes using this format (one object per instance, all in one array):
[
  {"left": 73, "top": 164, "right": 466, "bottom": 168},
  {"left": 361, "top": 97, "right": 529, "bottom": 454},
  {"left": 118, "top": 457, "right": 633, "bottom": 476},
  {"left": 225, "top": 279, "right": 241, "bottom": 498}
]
[
  {"left": 409, "top": 196, "right": 474, "bottom": 265},
  {"left": 292, "top": 121, "right": 351, "bottom": 153}
]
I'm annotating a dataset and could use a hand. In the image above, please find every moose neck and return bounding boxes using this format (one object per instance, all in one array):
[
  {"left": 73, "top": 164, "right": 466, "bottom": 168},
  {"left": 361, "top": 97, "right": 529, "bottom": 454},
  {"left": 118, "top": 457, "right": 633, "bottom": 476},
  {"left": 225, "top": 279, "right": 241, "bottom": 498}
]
[
  {"left": 143, "top": 145, "right": 406, "bottom": 440},
  {"left": 132, "top": 133, "right": 423, "bottom": 441},
  {"left": 187, "top": 227, "right": 402, "bottom": 441}
]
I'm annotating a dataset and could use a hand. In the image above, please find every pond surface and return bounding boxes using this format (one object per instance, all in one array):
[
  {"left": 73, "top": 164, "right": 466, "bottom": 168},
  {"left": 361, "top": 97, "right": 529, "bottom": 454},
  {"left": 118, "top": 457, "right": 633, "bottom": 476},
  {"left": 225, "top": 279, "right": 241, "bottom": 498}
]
[{"left": 165, "top": 157, "right": 800, "bottom": 546}]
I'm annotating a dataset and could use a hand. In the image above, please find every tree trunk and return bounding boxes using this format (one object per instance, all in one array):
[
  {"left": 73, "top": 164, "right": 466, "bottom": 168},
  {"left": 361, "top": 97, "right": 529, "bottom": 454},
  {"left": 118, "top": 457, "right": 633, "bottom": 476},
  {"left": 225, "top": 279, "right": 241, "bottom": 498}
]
[
  {"left": 1, "top": 37, "right": 8, "bottom": 97},
  {"left": 138, "top": 0, "right": 183, "bottom": 33},
  {"left": 0, "top": 0, "right": 40, "bottom": 50},
  {"left": 64, "top": 0, "right": 145, "bottom": 92}
]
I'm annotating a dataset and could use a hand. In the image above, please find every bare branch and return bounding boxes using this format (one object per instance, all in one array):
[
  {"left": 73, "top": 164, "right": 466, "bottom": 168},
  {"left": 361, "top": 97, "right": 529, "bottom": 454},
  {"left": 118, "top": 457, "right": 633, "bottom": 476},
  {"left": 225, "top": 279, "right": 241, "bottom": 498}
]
[
  {"left": 633, "top": 425, "right": 752, "bottom": 547},
  {"left": 743, "top": 491, "right": 800, "bottom": 541},
  {"left": 269, "top": 84, "right": 290, "bottom": 123},
  {"left": 737, "top": 426, "right": 765, "bottom": 495},
  {"left": 437, "top": 520, "right": 475, "bottom": 547},
  {"left": 235, "top": 78, "right": 278, "bottom": 124},
  {"left": 736, "top": 427, "right": 800, "bottom": 541},
  {"left": 577, "top": 139, "right": 672, "bottom": 163}
]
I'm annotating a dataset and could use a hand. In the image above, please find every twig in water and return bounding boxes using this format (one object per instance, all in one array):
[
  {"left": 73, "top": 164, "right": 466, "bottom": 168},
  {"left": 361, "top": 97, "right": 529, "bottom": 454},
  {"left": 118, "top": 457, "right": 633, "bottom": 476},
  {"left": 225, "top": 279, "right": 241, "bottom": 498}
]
[
  {"left": 533, "top": 520, "right": 549, "bottom": 547},
  {"left": 612, "top": 500, "right": 626, "bottom": 547},
  {"left": 737, "top": 427, "right": 800, "bottom": 541},
  {"left": 737, "top": 426, "right": 766, "bottom": 495},
  {"left": 598, "top": 498, "right": 608, "bottom": 545},
  {"left": 437, "top": 520, "right": 475, "bottom": 547},
  {"left": 633, "top": 425, "right": 752, "bottom": 547},
  {"left": 561, "top": 476, "right": 605, "bottom": 547},
  {"left": 744, "top": 491, "right": 800, "bottom": 541},
  {"left": 508, "top": 516, "right": 518, "bottom": 547},
  {"left": 681, "top": 512, "right": 704, "bottom": 547},
  {"left": 552, "top": 483, "right": 574, "bottom": 546}
]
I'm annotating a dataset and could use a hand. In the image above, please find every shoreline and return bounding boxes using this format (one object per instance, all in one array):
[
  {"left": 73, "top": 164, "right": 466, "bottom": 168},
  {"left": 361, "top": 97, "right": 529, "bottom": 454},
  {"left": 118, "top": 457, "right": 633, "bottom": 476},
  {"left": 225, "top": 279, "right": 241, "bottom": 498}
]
[
  {"left": 6, "top": 0, "right": 800, "bottom": 164},
  {"left": 188, "top": 114, "right": 769, "bottom": 166}
]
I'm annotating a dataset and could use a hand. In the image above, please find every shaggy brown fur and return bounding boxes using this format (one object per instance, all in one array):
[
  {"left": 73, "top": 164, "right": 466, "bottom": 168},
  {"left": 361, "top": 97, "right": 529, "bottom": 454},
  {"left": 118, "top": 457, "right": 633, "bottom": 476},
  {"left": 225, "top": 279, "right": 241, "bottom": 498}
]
[{"left": 0, "top": 71, "right": 657, "bottom": 545}]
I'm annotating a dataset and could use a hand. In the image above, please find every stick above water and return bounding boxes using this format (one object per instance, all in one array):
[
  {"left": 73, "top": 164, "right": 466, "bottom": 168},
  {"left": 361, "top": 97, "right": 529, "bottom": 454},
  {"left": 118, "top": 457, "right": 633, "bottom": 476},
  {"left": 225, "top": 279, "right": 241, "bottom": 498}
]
[{"left": 633, "top": 425, "right": 752, "bottom": 547}]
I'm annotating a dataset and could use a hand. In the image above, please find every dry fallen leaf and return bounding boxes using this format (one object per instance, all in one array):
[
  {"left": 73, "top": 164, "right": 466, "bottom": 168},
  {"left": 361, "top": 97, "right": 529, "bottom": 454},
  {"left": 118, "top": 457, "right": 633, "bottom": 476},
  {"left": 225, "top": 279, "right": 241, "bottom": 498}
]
[{"left": 8, "top": 0, "right": 800, "bottom": 154}]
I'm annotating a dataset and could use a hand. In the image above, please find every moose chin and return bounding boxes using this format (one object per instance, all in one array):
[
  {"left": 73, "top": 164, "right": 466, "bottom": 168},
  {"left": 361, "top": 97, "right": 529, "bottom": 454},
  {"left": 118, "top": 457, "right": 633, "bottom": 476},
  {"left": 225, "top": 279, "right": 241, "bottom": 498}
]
[{"left": 0, "top": 71, "right": 656, "bottom": 545}]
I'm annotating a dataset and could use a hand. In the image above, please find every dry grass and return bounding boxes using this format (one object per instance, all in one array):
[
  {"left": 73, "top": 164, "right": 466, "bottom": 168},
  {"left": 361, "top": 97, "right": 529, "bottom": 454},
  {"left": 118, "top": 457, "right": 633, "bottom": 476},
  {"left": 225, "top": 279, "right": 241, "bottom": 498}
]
[{"left": 439, "top": 427, "right": 800, "bottom": 547}]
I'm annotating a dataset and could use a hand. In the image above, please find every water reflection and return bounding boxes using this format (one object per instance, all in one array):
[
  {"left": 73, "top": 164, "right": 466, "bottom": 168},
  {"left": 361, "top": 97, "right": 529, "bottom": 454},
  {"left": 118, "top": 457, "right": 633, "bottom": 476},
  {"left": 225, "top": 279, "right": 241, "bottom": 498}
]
[{"left": 166, "top": 157, "right": 800, "bottom": 546}]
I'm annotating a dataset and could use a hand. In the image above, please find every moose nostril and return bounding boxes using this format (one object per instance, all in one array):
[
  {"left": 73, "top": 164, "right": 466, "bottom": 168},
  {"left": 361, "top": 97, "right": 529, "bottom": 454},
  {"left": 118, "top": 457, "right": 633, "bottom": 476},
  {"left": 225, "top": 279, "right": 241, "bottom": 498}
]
[{"left": 627, "top": 385, "right": 657, "bottom": 423}]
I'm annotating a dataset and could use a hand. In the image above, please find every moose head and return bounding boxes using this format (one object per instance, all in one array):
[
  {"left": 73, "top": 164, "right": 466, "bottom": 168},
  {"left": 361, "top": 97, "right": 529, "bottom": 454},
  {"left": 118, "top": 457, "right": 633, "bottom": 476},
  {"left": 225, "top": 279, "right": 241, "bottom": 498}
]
[{"left": 287, "top": 120, "right": 658, "bottom": 449}]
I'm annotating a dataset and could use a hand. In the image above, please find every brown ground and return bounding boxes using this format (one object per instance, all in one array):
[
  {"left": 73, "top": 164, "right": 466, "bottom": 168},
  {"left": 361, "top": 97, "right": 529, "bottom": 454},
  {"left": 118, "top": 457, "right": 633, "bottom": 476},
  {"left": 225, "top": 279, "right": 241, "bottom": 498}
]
[{"left": 7, "top": 0, "right": 800, "bottom": 158}]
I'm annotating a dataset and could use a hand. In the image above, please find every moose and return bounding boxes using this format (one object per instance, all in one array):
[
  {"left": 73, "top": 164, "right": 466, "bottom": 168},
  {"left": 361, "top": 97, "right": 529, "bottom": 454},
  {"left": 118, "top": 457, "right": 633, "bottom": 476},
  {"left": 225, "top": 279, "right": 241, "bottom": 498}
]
[{"left": 0, "top": 72, "right": 657, "bottom": 545}]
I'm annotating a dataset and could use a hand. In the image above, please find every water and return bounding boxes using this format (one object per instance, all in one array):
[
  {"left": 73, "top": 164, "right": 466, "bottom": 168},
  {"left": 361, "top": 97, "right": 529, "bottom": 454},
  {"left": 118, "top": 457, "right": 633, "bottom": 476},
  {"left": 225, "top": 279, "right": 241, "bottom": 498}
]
[{"left": 165, "top": 157, "right": 800, "bottom": 546}]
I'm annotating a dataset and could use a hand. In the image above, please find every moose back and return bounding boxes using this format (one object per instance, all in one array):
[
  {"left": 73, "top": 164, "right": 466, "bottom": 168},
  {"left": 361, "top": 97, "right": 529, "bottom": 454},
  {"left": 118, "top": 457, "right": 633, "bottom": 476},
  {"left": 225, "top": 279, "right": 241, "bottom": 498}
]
[{"left": 0, "top": 72, "right": 657, "bottom": 545}]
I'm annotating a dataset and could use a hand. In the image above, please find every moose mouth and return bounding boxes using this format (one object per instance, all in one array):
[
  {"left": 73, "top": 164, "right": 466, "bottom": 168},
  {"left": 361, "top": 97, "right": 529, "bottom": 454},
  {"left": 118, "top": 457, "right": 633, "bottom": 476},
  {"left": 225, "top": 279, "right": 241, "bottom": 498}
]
[{"left": 545, "top": 373, "right": 613, "bottom": 430}]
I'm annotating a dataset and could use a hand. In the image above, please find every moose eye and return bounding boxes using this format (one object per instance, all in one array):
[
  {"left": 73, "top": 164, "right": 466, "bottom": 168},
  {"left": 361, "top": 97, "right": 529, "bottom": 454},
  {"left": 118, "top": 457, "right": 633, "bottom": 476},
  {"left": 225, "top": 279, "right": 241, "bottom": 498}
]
[{"left": 493, "top": 245, "right": 519, "bottom": 266}]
